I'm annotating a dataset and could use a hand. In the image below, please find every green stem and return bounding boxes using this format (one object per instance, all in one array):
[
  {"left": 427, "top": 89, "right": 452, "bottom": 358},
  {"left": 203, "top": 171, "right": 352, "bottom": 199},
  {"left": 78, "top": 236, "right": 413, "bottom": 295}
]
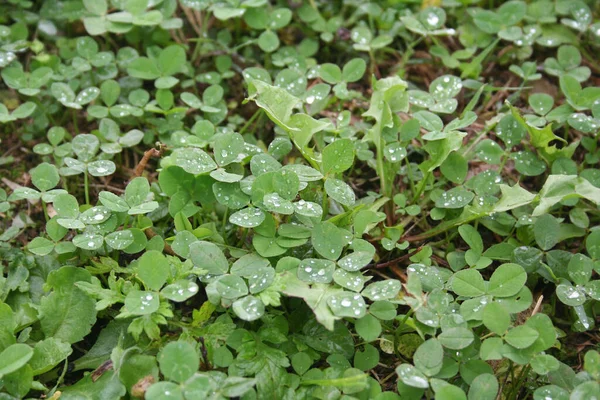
[
  {"left": 411, "top": 171, "right": 431, "bottom": 203},
  {"left": 72, "top": 109, "right": 79, "bottom": 134},
  {"left": 42, "top": 201, "right": 49, "bottom": 222},
  {"left": 239, "top": 109, "right": 263, "bottom": 135},
  {"left": 84, "top": 171, "right": 90, "bottom": 205}
]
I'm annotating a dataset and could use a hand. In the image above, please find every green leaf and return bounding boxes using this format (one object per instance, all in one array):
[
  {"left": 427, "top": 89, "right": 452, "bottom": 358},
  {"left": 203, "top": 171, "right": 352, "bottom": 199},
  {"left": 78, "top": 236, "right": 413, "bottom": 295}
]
[
  {"left": 105, "top": 230, "right": 135, "bottom": 250},
  {"left": 413, "top": 339, "right": 444, "bottom": 377},
  {"left": 342, "top": 58, "right": 367, "bottom": 83},
  {"left": 137, "top": 250, "right": 169, "bottom": 291},
  {"left": 30, "top": 162, "right": 60, "bottom": 192},
  {"left": 247, "top": 80, "right": 300, "bottom": 130},
  {"left": 441, "top": 152, "right": 468, "bottom": 184},
  {"left": 158, "top": 341, "right": 198, "bottom": 383},
  {"left": 28, "top": 237, "right": 55, "bottom": 256},
  {"left": 362, "top": 280, "right": 402, "bottom": 301},
  {"left": 584, "top": 350, "right": 600, "bottom": 380},
  {"left": 468, "top": 373, "right": 498, "bottom": 400},
  {"left": 0, "top": 344, "right": 33, "bottom": 378},
  {"left": 161, "top": 280, "right": 199, "bottom": 302},
  {"left": 99, "top": 191, "right": 130, "bottom": 212},
  {"left": 396, "top": 364, "right": 429, "bottom": 389},
  {"left": 127, "top": 57, "right": 161, "bottom": 80},
  {"left": 88, "top": 160, "right": 116, "bottom": 177},
  {"left": 83, "top": 0, "right": 107, "bottom": 15},
  {"left": 216, "top": 275, "right": 248, "bottom": 299},
  {"left": 458, "top": 224, "right": 483, "bottom": 254},
  {"left": 488, "top": 263, "right": 527, "bottom": 297},
  {"left": 333, "top": 269, "right": 370, "bottom": 292},
  {"left": 327, "top": 292, "right": 367, "bottom": 319},
  {"left": 158, "top": 45, "right": 185, "bottom": 76},
  {"left": 354, "top": 343, "right": 379, "bottom": 371},
  {"left": 291, "top": 353, "right": 312, "bottom": 375},
  {"left": 438, "top": 327, "right": 474, "bottom": 349},
  {"left": 298, "top": 259, "right": 335, "bottom": 284},
  {"left": 436, "top": 187, "right": 475, "bottom": 209},
  {"left": 229, "top": 207, "right": 265, "bottom": 228},
  {"left": 325, "top": 178, "right": 355, "bottom": 206},
  {"left": 232, "top": 296, "right": 265, "bottom": 321},
  {"left": 451, "top": 269, "right": 486, "bottom": 297},
  {"left": 214, "top": 132, "right": 245, "bottom": 167},
  {"left": 29, "top": 338, "right": 72, "bottom": 375},
  {"left": 189, "top": 241, "right": 229, "bottom": 275},
  {"left": 320, "top": 63, "right": 342, "bottom": 84},
  {"left": 39, "top": 267, "right": 97, "bottom": 344},
  {"left": 482, "top": 302, "right": 510, "bottom": 335},
  {"left": 312, "top": 221, "right": 348, "bottom": 260},
  {"left": 556, "top": 284, "right": 586, "bottom": 306},
  {"left": 258, "top": 30, "right": 279, "bottom": 52},
  {"left": 531, "top": 354, "right": 560, "bottom": 375},
  {"left": 568, "top": 254, "right": 593, "bottom": 286},
  {"left": 322, "top": 139, "right": 354, "bottom": 175},
  {"left": 504, "top": 325, "right": 539, "bottom": 349},
  {"left": 124, "top": 290, "right": 160, "bottom": 315}
]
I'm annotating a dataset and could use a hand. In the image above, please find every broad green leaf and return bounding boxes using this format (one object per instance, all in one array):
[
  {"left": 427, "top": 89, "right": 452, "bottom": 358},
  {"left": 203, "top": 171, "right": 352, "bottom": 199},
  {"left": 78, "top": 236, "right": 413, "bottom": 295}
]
[
  {"left": 189, "top": 241, "right": 229, "bottom": 275},
  {"left": 232, "top": 296, "right": 265, "bottom": 321},
  {"left": 28, "top": 237, "right": 55, "bottom": 256},
  {"left": 468, "top": 373, "right": 498, "bottom": 400},
  {"left": 161, "top": 280, "right": 199, "bottom": 302},
  {"left": 29, "top": 338, "right": 72, "bottom": 375},
  {"left": 312, "top": 221, "right": 348, "bottom": 260},
  {"left": 327, "top": 292, "right": 367, "bottom": 318},
  {"left": 0, "top": 344, "right": 33, "bottom": 378},
  {"left": 396, "top": 364, "right": 429, "bottom": 389},
  {"left": 216, "top": 275, "right": 248, "bottom": 299},
  {"left": 362, "top": 280, "right": 402, "bottom": 301},
  {"left": 451, "top": 269, "right": 486, "bottom": 297},
  {"left": 137, "top": 250, "right": 169, "bottom": 291},
  {"left": 488, "top": 263, "right": 527, "bottom": 297},
  {"left": 171, "top": 148, "right": 217, "bottom": 175},
  {"left": 322, "top": 139, "right": 354, "bottom": 175},
  {"left": 158, "top": 341, "right": 198, "bottom": 383},
  {"left": 413, "top": 339, "right": 444, "bottom": 377},
  {"left": 482, "top": 302, "right": 510, "bottom": 335},
  {"left": 297, "top": 259, "right": 335, "bottom": 284},
  {"left": 436, "top": 187, "right": 474, "bottom": 209},
  {"left": 504, "top": 325, "right": 539, "bottom": 349},
  {"left": 325, "top": 178, "right": 355, "bottom": 206},
  {"left": 229, "top": 207, "right": 265, "bottom": 228},
  {"left": 438, "top": 327, "right": 474, "bottom": 349},
  {"left": 158, "top": 45, "right": 185, "bottom": 76},
  {"left": 124, "top": 290, "right": 160, "bottom": 315},
  {"left": 30, "top": 162, "right": 60, "bottom": 192}
]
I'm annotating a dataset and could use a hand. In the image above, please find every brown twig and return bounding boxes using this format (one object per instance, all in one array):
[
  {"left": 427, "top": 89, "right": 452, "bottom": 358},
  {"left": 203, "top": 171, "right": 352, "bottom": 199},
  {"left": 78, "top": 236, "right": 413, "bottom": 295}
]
[
  {"left": 530, "top": 295, "right": 544, "bottom": 316},
  {"left": 134, "top": 148, "right": 162, "bottom": 178},
  {"left": 367, "top": 245, "right": 425, "bottom": 270},
  {"left": 145, "top": 228, "right": 176, "bottom": 256}
]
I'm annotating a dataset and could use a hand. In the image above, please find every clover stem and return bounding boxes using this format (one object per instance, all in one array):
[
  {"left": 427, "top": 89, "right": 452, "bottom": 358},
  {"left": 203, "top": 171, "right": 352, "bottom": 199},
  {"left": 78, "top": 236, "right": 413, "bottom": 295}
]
[
  {"left": 84, "top": 170, "right": 90, "bottom": 205},
  {"left": 411, "top": 171, "right": 431, "bottom": 203},
  {"left": 404, "top": 157, "right": 416, "bottom": 197},
  {"left": 221, "top": 208, "right": 229, "bottom": 236},
  {"left": 42, "top": 200, "right": 49, "bottom": 222},
  {"left": 239, "top": 109, "right": 263, "bottom": 135},
  {"left": 72, "top": 109, "right": 79, "bottom": 134}
]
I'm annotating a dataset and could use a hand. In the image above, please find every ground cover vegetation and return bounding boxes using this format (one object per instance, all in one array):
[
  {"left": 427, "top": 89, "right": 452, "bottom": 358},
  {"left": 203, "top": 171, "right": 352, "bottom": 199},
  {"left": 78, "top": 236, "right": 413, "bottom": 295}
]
[{"left": 1, "top": 0, "right": 600, "bottom": 399}]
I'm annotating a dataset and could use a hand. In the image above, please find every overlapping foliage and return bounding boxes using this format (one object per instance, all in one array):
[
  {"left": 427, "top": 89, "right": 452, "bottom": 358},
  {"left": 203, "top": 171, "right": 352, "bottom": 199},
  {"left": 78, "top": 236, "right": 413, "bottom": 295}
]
[{"left": 1, "top": 0, "right": 600, "bottom": 399}]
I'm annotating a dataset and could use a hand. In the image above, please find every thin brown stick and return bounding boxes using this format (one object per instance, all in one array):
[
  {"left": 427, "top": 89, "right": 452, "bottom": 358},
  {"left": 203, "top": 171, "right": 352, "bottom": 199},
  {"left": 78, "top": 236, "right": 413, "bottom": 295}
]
[
  {"left": 181, "top": 5, "right": 202, "bottom": 36},
  {"left": 531, "top": 295, "right": 544, "bottom": 316},
  {"left": 367, "top": 245, "right": 424, "bottom": 269},
  {"left": 134, "top": 148, "right": 161, "bottom": 178}
]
